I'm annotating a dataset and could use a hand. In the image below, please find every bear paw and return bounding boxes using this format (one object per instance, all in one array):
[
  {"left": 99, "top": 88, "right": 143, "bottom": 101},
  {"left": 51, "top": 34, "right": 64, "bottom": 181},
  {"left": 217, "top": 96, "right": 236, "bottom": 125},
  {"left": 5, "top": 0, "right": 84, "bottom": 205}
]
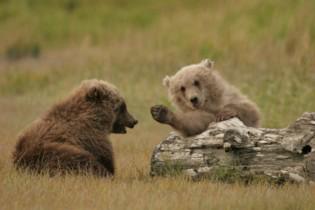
[
  {"left": 151, "top": 105, "right": 172, "bottom": 124},
  {"left": 215, "top": 109, "right": 237, "bottom": 122}
]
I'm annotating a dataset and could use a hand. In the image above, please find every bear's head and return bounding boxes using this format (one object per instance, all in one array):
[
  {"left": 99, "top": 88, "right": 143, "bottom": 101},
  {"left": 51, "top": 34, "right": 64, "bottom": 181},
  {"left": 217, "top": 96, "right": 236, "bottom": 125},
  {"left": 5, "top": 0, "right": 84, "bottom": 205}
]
[
  {"left": 71, "top": 79, "right": 138, "bottom": 134},
  {"left": 163, "top": 59, "right": 224, "bottom": 111}
]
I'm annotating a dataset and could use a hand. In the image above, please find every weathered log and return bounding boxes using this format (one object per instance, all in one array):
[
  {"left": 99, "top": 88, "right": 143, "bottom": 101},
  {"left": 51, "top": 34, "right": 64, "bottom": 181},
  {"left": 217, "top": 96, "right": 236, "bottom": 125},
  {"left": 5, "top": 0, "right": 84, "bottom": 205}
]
[{"left": 150, "top": 112, "right": 315, "bottom": 184}]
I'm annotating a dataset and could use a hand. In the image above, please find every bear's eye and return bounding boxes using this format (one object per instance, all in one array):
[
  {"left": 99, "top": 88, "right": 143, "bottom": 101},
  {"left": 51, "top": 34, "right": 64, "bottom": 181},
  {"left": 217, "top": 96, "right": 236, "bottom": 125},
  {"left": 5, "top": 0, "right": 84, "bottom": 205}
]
[
  {"left": 115, "top": 102, "right": 126, "bottom": 113},
  {"left": 180, "top": 86, "right": 186, "bottom": 92},
  {"left": 194, "top": 80, "right": 200, "bottom": 87},
  {"left": 119, "top": 102, "right": 126, "bottom": 112}
]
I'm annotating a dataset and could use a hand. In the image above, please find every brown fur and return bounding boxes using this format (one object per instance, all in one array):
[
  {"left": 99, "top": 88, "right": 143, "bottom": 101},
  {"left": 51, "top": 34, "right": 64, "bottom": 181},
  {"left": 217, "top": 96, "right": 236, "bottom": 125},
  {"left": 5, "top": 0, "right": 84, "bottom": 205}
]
[
  {"left": 151, "top": 59, "right": 260, "bottom": 136},
  {"left": 13, "top": 79, "right": 137, "bottom": 176}
]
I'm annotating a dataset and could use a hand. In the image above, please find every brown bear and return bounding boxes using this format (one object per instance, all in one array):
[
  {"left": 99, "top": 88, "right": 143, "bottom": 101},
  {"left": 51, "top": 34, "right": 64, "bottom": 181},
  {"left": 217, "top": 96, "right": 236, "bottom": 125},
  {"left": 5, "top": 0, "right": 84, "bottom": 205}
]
[
  {"left": 13, "top": 79, "right": 137, "bottom": 176},
  {"left": 151, "top": 59, "right": 260, "bottom": 136}
]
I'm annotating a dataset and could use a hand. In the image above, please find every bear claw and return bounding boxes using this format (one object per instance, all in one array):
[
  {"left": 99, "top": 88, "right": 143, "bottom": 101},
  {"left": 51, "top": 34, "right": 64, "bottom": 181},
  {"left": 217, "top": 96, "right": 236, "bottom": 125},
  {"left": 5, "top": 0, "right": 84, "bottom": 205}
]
[
  {"left": 215, "top": 110, "right": 237, "bottom": 122},
  {"left": 151, "top": 105, "right": 171, "bottom": 124}
]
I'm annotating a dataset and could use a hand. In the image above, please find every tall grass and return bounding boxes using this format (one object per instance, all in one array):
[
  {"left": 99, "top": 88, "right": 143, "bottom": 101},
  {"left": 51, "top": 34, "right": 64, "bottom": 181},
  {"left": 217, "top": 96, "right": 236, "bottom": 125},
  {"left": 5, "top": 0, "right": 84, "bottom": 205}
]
[{"left": 1, "top": 0, "right": 315, "bottom": 209}]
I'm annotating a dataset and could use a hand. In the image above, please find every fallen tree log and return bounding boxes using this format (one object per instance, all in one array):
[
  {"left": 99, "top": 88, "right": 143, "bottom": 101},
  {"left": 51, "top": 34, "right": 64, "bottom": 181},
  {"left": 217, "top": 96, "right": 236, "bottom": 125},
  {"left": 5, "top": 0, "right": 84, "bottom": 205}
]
[{"left": 150, "top": 112, "right": 315, "bottom": 184}]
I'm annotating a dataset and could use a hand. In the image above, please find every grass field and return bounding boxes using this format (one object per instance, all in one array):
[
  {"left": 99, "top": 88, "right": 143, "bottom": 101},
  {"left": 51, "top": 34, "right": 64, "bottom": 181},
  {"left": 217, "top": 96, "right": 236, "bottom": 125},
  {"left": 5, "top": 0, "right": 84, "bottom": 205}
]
[{"left": 1, "top": 0, "right": 315, "bottom": 209}]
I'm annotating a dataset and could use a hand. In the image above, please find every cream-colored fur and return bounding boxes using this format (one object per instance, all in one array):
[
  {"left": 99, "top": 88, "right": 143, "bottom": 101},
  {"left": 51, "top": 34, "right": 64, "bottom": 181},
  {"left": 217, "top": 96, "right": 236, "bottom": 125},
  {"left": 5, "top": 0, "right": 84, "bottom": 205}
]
[{"left": 151, "top": 59, "right": 261, "bottom": 136}]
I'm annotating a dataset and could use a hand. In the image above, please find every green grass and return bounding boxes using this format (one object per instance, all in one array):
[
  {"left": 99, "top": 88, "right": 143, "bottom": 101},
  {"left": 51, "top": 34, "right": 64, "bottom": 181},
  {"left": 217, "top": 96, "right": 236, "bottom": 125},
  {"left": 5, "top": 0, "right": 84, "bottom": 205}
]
[{"left": 1, "top": 0, "right": 315, "bottom": 209}]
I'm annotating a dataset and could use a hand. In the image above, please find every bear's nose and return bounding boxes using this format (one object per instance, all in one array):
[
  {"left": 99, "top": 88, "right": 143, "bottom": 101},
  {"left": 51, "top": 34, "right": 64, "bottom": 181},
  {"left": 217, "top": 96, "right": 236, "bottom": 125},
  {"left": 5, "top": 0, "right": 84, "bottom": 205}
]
[
  {"left": 129, "top": 119, "right": 138, "bottom": 128},
  {"left": 190, "top": 97, "right": 199, "bottom": 104}
]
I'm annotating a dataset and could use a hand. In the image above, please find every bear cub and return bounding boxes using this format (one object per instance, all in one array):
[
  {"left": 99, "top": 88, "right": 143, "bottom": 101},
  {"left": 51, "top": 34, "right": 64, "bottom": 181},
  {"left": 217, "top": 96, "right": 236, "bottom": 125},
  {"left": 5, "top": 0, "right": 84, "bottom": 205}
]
[
  {"left": 13, "top": 79, "right": 137, "bottom": 176},
  {"left": 151, "top": 59, "right": 260, "bottom": 136}
]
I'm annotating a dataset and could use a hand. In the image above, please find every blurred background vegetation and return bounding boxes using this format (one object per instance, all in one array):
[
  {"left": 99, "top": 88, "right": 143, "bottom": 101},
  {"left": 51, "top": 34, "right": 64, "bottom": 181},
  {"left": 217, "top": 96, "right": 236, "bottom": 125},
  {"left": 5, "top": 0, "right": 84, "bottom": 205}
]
[
  {"left": 0, "top": 0, "right": 314, "bottom": 127},
  {"left": 1, "top": 1, "right": 315, "bottom": 209}
]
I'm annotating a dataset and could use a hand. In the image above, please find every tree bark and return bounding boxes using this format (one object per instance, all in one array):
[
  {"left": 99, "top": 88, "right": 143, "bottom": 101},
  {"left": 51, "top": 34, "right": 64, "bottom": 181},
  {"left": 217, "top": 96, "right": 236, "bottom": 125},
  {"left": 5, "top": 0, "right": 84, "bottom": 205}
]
[{"left": 150, "top": 112, "right": 315, "bottom": 184}]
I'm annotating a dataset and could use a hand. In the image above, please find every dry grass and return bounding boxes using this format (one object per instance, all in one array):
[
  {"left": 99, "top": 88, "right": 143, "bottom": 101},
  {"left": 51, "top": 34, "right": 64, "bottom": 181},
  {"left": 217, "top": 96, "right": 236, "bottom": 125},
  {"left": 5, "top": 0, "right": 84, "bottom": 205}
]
[{"left": 1, "top": 0, "right": 315, "bottom": 209}]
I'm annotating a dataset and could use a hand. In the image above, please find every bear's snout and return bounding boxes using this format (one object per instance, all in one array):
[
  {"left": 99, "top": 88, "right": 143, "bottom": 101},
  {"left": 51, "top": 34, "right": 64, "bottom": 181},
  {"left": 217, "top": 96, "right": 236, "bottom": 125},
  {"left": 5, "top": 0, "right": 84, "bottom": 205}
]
[
  {"left": 125, "top": 113, "right": 138, "bottom": 128},
  {"left": 190, "top": 97, "right": 199, "bottom": 105},
  {"left": 127, "top": 119, "right": 138, "bottom": 128}
]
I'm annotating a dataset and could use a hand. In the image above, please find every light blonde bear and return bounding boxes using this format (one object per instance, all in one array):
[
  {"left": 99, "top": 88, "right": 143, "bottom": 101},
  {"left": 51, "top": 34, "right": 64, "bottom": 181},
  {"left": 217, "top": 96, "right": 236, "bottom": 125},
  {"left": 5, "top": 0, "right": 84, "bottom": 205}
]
[{"left": 151, "top": 59, "right": 261, "bottom": 136}]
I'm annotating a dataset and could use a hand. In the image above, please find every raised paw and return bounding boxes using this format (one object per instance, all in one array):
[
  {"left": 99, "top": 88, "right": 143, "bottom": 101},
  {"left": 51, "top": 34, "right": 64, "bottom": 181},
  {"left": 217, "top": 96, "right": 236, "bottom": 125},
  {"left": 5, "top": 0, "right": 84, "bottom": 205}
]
[
  {"left": 150, "top": 105, "right": 172, "bottom": 124},
  {"left": 215, "top": 109, "right": 237, "bottom": 122}
]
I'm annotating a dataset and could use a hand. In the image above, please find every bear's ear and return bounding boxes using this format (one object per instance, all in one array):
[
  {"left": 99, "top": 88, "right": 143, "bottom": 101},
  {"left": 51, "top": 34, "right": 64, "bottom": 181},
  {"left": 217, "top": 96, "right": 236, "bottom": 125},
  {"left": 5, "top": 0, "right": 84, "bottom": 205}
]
[
  {"left": 163, "top": 76, "right": 171, "bottom": 88},
  {"left": 201, "top": 59, "right": 214, "bottom": 69},
  {"left": 86, "top": 86, "right": 103, "bottom": 102}
]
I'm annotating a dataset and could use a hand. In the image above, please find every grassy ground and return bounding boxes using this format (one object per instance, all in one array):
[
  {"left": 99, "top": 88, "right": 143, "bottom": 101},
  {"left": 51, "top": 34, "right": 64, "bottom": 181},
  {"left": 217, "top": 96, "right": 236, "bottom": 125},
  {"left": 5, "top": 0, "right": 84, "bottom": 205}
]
[{"left": 1, "top": 0, "right": 315, "bottom": 209}]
